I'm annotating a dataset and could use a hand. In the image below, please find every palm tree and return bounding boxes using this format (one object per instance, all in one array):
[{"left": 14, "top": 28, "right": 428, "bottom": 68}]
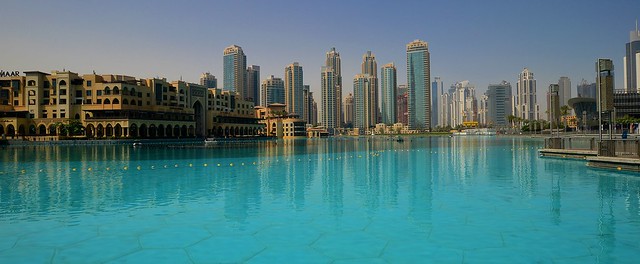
[{"left": 560, "top": 105, "right": 571, "bottom": 132}]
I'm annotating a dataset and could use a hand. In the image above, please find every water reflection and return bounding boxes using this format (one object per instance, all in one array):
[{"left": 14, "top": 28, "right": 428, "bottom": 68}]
[{"left": 1, "top": 137, "right": 639, "bottom": 246}]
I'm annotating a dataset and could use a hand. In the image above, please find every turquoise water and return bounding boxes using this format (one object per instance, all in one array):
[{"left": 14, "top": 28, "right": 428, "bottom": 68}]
[{"left": 0, "top": 136, "right": 639, "bottom": 263}]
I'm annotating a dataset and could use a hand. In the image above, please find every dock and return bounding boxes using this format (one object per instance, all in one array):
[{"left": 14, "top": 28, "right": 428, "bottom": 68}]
[{"left": 539, "top": 136, "right": 640, "bottom": 173}]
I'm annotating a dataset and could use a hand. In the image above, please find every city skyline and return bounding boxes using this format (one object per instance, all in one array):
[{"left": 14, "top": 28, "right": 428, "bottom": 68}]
[{"left": 2, "top": 1, "right": 639, "bottom": 115}]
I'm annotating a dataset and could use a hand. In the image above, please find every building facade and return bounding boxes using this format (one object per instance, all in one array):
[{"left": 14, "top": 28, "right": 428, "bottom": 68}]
[
  {"left": 558, "top": 76, "right": 571, "bottom": 107},
  {"left": 353, "top": 74, "right": 378, "bottom": 131},
  {"left": 577, "top": 79, "right": 596, "bottom": 99},
  {"left": 515, "top": 68, "right": 538, "bottom": 120},
  {"left": 431, "top": 77, "right": 442, "bottom": 127},
  {"left": 449, "top": 81, "right": 477, "bottom": 127},
  {"left": 199, "top": 72, "right": 217, "bottom": 89},
  {"left": 396, "top": 84, "right": 408, "bottom": 125},
  {"left": 260, "top": 75, "right": 285, "bottom": 107},
  {"left": 485, "top": 81, "right": 513, "bottom": 128},
  {"left": 285, "top": 62, "right": 304, "bottom": 117},
  {"left": 344, "top": 93, "right": 354, "bottom": 127},
  {"left": 223, "top": 45, "right": 247, "bottom": 98},
  {"left": 547, "top": 84, "right": 561, "bottom": 125},
  {"left": 0, "top": 70, "right": 262, "bottom": 140},
  {"left": 246, "top": 65, "right": 260, "bottom": 104},
  {"left": 324, "top": 47, "right": 343, "bottom": 131},
  {"left": 406, "top": 40, "right": 431, "bottom": 130},
  {"left": 624, "top": 24, "right": 640, "bottom": 92},
  {"left": 380, "top": 63, "right": 397, "bottom": 125}
]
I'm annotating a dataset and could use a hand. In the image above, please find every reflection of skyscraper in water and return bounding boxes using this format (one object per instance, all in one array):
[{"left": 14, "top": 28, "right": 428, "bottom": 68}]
[
  {"left": 407, "top": 141, "right": 432, "bottom": 228},
  {"left": 319, "top": 139, "right": 344, "bottom": 216},
  {"left": 596, "top": 176, "right": 617, "bottom": 263}
]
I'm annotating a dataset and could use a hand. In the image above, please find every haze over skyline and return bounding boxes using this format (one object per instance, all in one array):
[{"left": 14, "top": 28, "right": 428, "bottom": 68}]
[{"left": 2, "top": 0, "right": 639, "bottom": 114}]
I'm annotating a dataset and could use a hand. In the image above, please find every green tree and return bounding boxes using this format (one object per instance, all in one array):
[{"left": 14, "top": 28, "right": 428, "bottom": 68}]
[{"left": 560, "top": 105, "right": 572, "bottom": 131}]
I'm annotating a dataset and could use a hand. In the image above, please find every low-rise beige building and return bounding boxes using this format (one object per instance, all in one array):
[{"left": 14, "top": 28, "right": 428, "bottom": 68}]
[
  {"left": 0, "top": 70, "right": 262, "bottom": 140},
  {"left": 256, "top": 104, "right": 306, "bottom": 138}
]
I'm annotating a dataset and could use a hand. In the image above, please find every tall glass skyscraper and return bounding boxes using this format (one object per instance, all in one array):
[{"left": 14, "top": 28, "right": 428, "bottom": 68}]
[
  {"left": 353, "top": 74, "right": 377, "bottom": 130},
  {"left": 486, "top": 81, "right": 512, "bottom": 127},
  {"left": 381, "top": 63, "right": 397, "bottom": 125},
  {"left": 246, "top": 65, "right": 260, "bottom": 103},
  {"left": 624, "top": 23, "right": 640, "bottom": 92},
  {"left": 260, "top": 75, "right": 284, "bottom": 106},
  {"left": 431, "top": 77, "right": 442, "bottom": 127},
  {"left": 223, "top": 45, "right": 247, "bottom": 98},
  {"left": 323, "top": 48, "right": 342, "bottom": 132},
  {"left": 285, "top": 62, "right": 304, "bottom": 116},
  {"left": 321, "top": 66, "right": 337, "bottom": 131},
  {"left": 406, "top": 40, "right": 431, "bottom": 130}
]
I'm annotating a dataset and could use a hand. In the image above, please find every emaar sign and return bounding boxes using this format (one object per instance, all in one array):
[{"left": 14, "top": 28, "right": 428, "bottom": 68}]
[{"left": 0, "top": 71, "right": 20, "bottom": 77}]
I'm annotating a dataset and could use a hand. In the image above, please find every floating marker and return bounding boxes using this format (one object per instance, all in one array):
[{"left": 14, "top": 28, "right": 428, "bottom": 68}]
[
  {"left": 107, "top": 167, "right": 111, "bottom": 171},
  {"left": 21, "top": 170, "right": 26, "bottom": 174},
  {"left": 204, "top": 164, "right": 208, "bottom": 167},
  {"left": 617, "top": 167, "right": 622, "bottom": 170},
  {"left": 175, "top": 164, "right": 179, "bottom": 167},
  {"left": 137, "top": 166, "right": 141, "bottom": 170},
  {"left": 164, "top": 165, "right": 168, "bottom": 168},
  {"left": 124, "top": 166, "right": 128, "bottom": 170},
  {"left": 88, "top": 168, "right": 93, "bottom": 171},
  {"left": 189, "top": 164, "right": 193, "bottom": 167},
  {"left": 229, "top": 163, "right": 233, "bottom": 167},
  {"left": 241, "top": 163, "right": 245, "bottom": 166},
  {"left": 72, "top": 168, "right": 76, "bottom": 171},
  {"left": 217, "top": 164, "right": 221, "bottom": 167}
]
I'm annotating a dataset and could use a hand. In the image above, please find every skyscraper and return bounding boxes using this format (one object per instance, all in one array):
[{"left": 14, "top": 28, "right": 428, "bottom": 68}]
[
  {"left": 516, "top": 68, "right": 538, "bottom": 120},
  {"left": 548, "top": 84, "right": 561, "bottom": 124},
  {"left": 397, "top": 84, "right": 408, "bottom": 125},
  {"left": 353, "top": 74, "right": 377, "bottom": 130},
  {"left": 431, "top": 77, "right": 442, "bottom": 127},
  {"left": 199, "top": 72, "right": 217, "bottom": 89},
  {"left": 260, "top": 75, "right": 284, "bottom": 106},
  {"left": 246, "top": 65, "right": 260, "bottom": 103},
  {"left": 381, "top": 63, "right": 397, "bottom": 125},
  {"left": 450, "top": 81, "right": 477, "bottom": 126},
  {"left": 321, "top": 66, "right": 337, "bottom": 130},
  {"left": 577, "top": 79, "right": 596, "bottom": 99},
  {"left": 558, "top": 76, "right": 571, "bottom": 107},
  {"left": 344, "top": 93, "right": 354, "bottom": 127},
  {"left": 362, "top": 51, "right": 377, "bottom": 77},
  {"left": 285, "top": 62, "right": 304, "bottom": 116},
  {"left": 223, "top": 45, "right": 247, "bottom": 98},
  {"left": 302, "top": 85, "right": 313, "bottom": 124},
  {"left": 486, "top": 81, "right": 513, "bottom": 128},
  {"left": 406, "top": 40, "right": 431, "bottom": 130},
  {"left": 323, "top": 48, "right": 342, "bottom": 132},
  {"left": 624, "top": 22, "right": 640, "bottom": 92}
]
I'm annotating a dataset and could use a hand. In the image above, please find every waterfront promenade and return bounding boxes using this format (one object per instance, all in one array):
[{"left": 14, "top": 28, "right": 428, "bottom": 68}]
[{"left": 539, "top": 134, "right": 640, "bottom": 172}]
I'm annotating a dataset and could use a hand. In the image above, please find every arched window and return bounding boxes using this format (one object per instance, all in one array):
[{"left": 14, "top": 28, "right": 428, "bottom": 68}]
[
  {"left": 113, "top": 86, "right": 120, "bottom": 95},
  {"left": 130, "top": 88, "right": 136, "bottom": 95},
  {"left": 130, "top": 99, "right": 136, "bottom": 105},
  {"left": 27, "top": 80, "right": 36, "bottom": 86},
  {"left": 113, "top": 98, "right": 119, "bottom": 104},
  {"left": 123, "top": 99, "right": 129, "bottom": 105},
  {"left": 122, "top": 87, "right": 129, "bottom": 95},
  {"left": 104, "top": 86, "right": 111, "bottom": 95},
  {"left": 104, "top": 99, "right": 111, "bottom": 104},
  {"left": 59, "top": 80, "right": 67, "bottom": 86}
]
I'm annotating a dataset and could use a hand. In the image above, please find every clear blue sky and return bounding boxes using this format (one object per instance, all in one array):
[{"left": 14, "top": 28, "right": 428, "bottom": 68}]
[{"left": 2, "top": 0, "right": 639, "bottom": 113}]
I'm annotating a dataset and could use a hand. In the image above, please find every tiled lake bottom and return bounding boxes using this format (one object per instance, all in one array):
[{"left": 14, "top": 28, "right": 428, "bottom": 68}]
[{"left": 1, "top": 137, "right": 639, "bottom": 263}]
